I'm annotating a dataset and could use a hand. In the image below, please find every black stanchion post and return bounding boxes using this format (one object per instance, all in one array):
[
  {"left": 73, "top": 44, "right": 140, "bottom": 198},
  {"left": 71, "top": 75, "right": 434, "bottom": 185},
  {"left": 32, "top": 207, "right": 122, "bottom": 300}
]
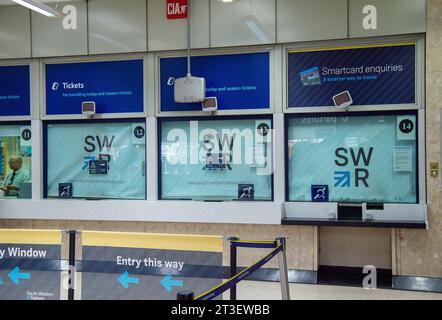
[
  {"left": 177, "top": 291, "right": 194, "bottom": 300},
  {"left": 229, "top": 237, "right": 239, "bottom": 301},
  {"left": 68, "top": 230, "right": 76, "bottom": 301}
]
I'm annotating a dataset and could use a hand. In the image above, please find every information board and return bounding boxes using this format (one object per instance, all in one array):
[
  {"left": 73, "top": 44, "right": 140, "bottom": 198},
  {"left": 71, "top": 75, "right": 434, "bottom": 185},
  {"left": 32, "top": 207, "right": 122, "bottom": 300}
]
[
  {"left": 288, "top": 43, "right": 416, "bottom": 108},
  {"left": 160, "top": 52, "right": 270, "bottom": 112},
  {"left": 79, "top": 231, "right": 223, "bottom": 300},
  {"left": 0, "top": 65, "right": 30, "bottom": 116},
  {"left": 45, "top": 60, "right": 144, "bottom": 115},
  {"left": 0, "top": 229, "right": 62, "bottom": 300}
]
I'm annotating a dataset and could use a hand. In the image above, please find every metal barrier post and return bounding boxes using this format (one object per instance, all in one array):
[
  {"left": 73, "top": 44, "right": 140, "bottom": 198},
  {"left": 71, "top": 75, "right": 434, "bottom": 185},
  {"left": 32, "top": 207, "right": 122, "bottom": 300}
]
[
  {"left": 276, "top": 237, "right": 290, "bottom": 300},
  {"left": 67, "top": 230, "right": 76, "bottom": 301},
  {"left": 228, "top": 237, "right": 239, "bottom": 301},
  {"left": 177, "top": 291, "right": 195, "bottom": 300}
]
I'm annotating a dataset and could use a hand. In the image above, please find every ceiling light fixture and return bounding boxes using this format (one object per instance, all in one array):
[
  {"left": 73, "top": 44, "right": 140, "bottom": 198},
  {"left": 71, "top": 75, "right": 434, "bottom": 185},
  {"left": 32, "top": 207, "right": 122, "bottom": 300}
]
[{"left": 11, "top": 0, "right": 64, "bottom": 18}]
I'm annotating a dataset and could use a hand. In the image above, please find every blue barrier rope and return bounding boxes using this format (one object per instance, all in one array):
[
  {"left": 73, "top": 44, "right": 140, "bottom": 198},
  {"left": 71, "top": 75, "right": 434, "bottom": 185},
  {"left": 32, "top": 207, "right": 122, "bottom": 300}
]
[{"left": 195, "top": 244, "right": 282, "bottom": 300}]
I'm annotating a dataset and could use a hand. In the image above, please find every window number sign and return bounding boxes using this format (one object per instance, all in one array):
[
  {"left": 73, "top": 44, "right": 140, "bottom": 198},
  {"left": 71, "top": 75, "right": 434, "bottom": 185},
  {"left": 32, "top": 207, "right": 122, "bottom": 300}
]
[{"left": 397, "top": 116, "right": 416, "bottom": 141}]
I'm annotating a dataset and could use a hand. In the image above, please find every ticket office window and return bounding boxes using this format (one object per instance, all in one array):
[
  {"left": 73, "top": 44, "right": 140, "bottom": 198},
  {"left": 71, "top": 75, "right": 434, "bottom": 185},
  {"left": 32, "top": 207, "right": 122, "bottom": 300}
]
[
  {"left": 159, "top": 116, "right": 273, "bottom": 201},
  {"left": 44, "top": 120, "right": 146, "bottom": 200},
  {"left": 0, "top": 123, "right": 32, "bottom": 199},
  {"left": 286, "top": 112, "right": 418, "bottom": 204}
]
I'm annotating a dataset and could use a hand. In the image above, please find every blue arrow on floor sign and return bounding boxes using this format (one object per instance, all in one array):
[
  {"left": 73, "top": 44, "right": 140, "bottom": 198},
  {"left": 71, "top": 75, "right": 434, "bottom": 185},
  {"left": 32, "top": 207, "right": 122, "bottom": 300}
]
[
  {"left": 8, "top": 267, "right": 31, "bottom": 285},
  {"left": 118, "top": 271, "right": 139, "bottom": 289},
  {"left": 161, "top": 275, "right": 183, "bottom": 293}
]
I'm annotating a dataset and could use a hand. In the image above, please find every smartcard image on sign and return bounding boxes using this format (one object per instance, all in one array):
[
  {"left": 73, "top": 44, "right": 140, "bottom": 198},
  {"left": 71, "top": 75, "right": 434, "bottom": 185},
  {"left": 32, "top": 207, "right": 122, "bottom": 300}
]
[{"left": 300, "top": 67, "right": 321, "bottom": 87}]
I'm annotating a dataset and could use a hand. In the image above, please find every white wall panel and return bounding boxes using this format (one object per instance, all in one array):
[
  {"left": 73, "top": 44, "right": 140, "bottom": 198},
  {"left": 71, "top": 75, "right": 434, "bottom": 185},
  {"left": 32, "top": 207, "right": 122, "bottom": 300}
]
[
  {"left": 0, "top": 5, "right": 31, "bottom": 59},
  {"left": 277, "top": 0, "right": 348, "bottom": 43},
  {"left": 31, "top": 0, "right": 87, "bottom": 57},
  {"left": 210, "top": 0, "right": 276, "bottom": 47},
  {"left": 349, "top": 0, "right": 426, "bottom": 38},
  {"left": 88, "top": 0, "right": 147, "bottom": 54}
]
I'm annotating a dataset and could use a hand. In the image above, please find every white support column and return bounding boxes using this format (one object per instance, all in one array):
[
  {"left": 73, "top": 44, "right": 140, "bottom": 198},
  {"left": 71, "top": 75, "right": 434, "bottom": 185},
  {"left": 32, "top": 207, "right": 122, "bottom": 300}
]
[
  {"left": 30, "top": 58, "right": 43, "bottom": 200},
  {"left": 147, "top": 117, "right": 158, "bottom": 201},
  {"left": 274, "top": 113, "right": 285, "bottom": 208},
  {"left": 273, "top": 44, "right": 284, "bottom": 114},
  {"left": 146, "top": 52, "right": 156, "bottom": 118},
  {"left": 31, "top": 119, "right": 43, "bottom": 199}
]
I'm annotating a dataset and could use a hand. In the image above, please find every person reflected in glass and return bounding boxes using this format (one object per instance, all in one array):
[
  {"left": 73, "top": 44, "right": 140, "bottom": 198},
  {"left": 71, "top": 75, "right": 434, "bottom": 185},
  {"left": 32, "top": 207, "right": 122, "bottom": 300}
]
[{"left": 0, "top": 156, "right": 30, "bottom": 197}]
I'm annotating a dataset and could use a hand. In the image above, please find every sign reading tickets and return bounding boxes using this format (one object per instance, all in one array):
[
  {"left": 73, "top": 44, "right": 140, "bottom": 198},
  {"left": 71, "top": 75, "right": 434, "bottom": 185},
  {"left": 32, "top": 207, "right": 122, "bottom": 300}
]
[
  {"left": 0, "top": 229, "right": 62, "bottom": 300},
  {"left": 160, "top": 52, "right": 270, "bottom": 112},
  {"left": 79, "top": 231, "right": 223, "bottom": 300},
  {"left": 0, "top": 65, "right": 30, "bottom": 116},
  {"left": 45, "top": 60, "right": 144, "bottom": 115},
  {"left": 288, "top": 43, "right": 416, "bottom": 108}
]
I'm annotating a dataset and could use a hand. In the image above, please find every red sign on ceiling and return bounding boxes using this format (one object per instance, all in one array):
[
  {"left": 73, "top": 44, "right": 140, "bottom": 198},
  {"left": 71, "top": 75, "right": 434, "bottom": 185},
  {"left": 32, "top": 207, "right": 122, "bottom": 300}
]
[{"left": 167, "top": 0, "right": 188, "bottom": 20}]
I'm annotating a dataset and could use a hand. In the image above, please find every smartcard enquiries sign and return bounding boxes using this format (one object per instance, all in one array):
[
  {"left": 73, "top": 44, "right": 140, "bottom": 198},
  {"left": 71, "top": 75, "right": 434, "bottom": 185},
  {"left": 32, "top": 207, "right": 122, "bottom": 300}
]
[
  {"left": 288, "top": 43, "right": 416, "bottom": 108},
  {"left": 45, "top": 60, "right": 144, "bottom": 115},
  {"left": 0, "top": 65, "right": 30, "bottom": 116}
]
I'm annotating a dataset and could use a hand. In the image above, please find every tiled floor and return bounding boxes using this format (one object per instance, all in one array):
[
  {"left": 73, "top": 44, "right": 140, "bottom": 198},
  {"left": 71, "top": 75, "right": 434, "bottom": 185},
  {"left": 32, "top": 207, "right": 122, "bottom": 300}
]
[{"left": 232, "top": 281, "right": 442, "bottom": 300}]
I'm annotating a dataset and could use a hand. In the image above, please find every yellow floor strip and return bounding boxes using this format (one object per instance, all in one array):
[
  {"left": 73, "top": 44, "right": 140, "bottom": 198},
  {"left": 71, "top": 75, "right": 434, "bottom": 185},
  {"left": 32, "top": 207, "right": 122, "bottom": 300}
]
[
  {"left": 82, "top": 231, "right": 223, "bottom": 253},
  {"left": 0, "top": 229, "right": 62, "bottom": 245}
]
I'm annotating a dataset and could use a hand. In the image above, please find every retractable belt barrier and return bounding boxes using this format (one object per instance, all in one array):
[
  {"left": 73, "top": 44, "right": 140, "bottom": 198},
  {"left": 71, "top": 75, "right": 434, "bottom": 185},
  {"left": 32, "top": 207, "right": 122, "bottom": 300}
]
[{"left": 178, "top": 237, "right": 291, "bottom": 301}]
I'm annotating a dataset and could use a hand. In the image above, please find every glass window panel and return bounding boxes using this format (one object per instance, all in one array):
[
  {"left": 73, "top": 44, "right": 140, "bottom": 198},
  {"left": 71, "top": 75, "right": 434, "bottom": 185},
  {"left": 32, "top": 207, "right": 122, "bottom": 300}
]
[
  {"left": 0, "top": 124, "right": 32, "bottom": 199},
  {"left": 160, "top": 117, "right": 273, "bottom": 201},
  {"left": 46, "top": 121, "right": 146, "bottom": 200},
  {"left": 287, "top": 113, "right": 418, "bottom": 204}
]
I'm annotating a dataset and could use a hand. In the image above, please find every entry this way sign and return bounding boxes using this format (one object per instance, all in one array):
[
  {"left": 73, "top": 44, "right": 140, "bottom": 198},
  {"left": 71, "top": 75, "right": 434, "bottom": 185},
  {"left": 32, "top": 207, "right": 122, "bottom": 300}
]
[{"left": 80, "top": 231, "right": 223, "bottom": 300}]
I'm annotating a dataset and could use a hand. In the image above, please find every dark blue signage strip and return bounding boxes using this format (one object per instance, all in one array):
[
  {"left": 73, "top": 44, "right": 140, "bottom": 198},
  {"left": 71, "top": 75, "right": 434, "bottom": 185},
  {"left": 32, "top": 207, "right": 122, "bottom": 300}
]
[
  {"left": 78, "top": 261, "right": 225, "bottom": 279},
  {"left": 288, "top": 43, "right": 416, "bottom": 108},
  {"left": 0, "top": 258, "right": 63, "bottom": 272},
  {"left": 160, "top": 52, "right": 270, "bottom": 112},
  {"left": 45, "top": 60, "right": 144, "bottom": 115},
  {"left": 0, "top": 65, "right": 30, "bottom": 116}
]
